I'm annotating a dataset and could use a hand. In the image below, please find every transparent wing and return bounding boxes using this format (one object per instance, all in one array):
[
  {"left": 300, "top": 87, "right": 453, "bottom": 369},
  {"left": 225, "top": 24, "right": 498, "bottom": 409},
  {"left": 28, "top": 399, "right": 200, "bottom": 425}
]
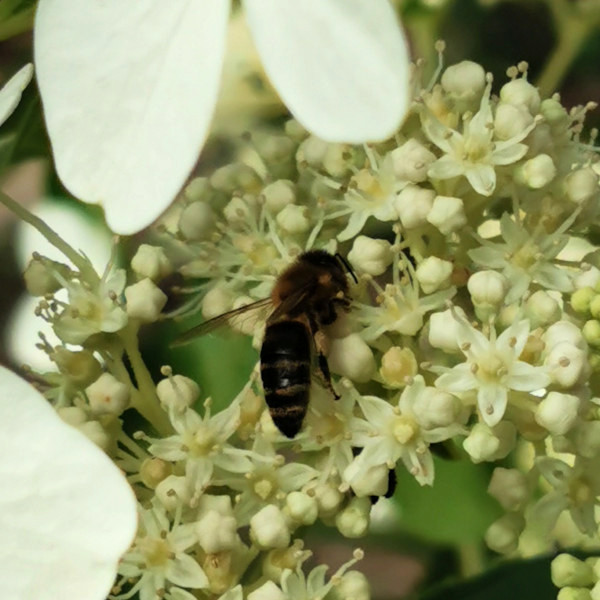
[{"left": 171, "top": 297, "right": 274, "bottom": 347}]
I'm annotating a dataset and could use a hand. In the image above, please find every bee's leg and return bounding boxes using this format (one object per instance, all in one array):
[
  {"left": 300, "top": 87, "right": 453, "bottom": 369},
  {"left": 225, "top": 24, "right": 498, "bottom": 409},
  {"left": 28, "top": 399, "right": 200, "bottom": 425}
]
[{"left": 309, "top": 314, "right": 340, "bottom": 400}]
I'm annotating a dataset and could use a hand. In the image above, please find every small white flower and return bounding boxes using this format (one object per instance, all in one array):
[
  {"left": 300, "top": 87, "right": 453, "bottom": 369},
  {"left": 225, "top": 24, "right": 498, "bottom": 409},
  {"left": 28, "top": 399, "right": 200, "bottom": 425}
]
[
  {"left": 348, "top": 235, "right": 393, "bottom": 276},
  {"left": 35, "top": 0, "right": 410, "bottom": 234},
  {"left": 435, "top": 314, "right": 550, "bottom": 426},
  {"left": 0, "top": 366, "right": 137, "bottom": 600},
  {"left": 116, "top": 502, "right": 208, "bottom": 599},
  {"left": 250, "top": 504, "right": 290, "bottom": 549},
  {"left": 423, "top": 77, "right": 535, "bottom": 196},
  {"left": 469, "top": 212, "right": 575, "bottom": 304}
]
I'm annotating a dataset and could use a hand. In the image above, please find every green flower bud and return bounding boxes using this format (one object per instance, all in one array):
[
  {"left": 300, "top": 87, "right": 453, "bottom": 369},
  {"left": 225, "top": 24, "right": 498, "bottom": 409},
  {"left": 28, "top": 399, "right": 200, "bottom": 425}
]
[
  {"left": 571, "top": 287, "right": 595, "bottom": 314},
  {"left": 552, "top": 554, "right": 595, "bottom": 588}
]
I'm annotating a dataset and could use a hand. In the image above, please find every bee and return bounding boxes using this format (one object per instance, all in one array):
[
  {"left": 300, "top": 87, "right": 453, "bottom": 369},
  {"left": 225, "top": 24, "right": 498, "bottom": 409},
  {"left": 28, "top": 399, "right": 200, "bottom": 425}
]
[{"left": 173, "top": 250, "right": 357, "bottom": 438}]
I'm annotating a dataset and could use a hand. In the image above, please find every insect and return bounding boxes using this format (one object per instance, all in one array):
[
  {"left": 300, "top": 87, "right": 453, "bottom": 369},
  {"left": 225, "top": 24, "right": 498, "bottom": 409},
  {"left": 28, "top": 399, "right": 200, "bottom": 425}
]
[{"left": 173, "top": 250, "right": 357, "bottom": 438}]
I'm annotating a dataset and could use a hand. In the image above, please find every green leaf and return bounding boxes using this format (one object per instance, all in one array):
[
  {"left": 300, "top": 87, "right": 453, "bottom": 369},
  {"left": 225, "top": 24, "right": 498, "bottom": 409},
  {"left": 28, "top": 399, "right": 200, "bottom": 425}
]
[
  {"left": 420, "top": 554, "right": 558, "bottom": 600},
  {"left": 0, "top": 0, "right": 36, "bottom": 40},
  {"left": 393, "top": 454, "right": 501, "bottom": 544}
]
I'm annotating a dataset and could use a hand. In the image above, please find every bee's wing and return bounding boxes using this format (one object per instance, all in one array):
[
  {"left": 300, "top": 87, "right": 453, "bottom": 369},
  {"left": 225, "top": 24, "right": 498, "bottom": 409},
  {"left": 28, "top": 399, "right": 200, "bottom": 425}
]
[
  {"left": 171, "top": 297, "right": 274, "bottom": 347},
  {"left": 266, "top": 283, "right": 315, "bottom": 324}
]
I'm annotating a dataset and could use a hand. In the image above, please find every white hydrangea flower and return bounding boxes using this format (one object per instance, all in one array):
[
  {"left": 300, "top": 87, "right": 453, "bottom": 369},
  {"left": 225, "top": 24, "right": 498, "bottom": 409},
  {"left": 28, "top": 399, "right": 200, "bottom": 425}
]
[
  {"left": 0, "top": 366, "right": 137, "bottom": 600},
  {"left": 423, "top": 77, "right": 535, "bottom": 196},
  {"left": 34, "top": 0, "right": 410, "bottom": 234},
  {"left": 115, "top": 502, "right": 208, "bottom": 599},
  {"left": 53, "top": 267, "right": 128, "bottom": 344},
  {"left": 435, "top": 313, "right": 550, "bottom": 426},
  {"left": 345, "top": 376, "right": 464, "bottom": 487},
  {"left": 469, "top": 212, "right": 576, "bottom": 304}
]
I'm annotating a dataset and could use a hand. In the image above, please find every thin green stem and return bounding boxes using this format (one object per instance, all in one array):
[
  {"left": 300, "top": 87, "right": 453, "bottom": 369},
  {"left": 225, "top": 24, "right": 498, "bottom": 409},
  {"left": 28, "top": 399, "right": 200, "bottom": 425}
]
[
  {"left": 0, "top": 190, "right": 100, "bottom": 284},
  {"left": 119, "top": 322, "right": 172, "bottom": 436},
  {"left": 536, "top": 5, "right": 600, "bottom": 97}
]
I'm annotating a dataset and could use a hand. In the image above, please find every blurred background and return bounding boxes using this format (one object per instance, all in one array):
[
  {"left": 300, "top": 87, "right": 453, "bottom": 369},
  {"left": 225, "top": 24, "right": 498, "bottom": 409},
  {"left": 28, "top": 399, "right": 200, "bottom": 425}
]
[{"left": 0, "top": 1, "right": 598, "bottom": 598}]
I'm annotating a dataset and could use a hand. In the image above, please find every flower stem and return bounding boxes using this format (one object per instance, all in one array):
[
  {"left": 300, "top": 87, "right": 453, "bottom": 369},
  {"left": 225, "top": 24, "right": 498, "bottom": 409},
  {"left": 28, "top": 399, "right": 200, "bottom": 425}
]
[
  {"left": 0, "top": 190, "right": 100, "bottom": 284},
  {"left": 119, "top": 322, "right": 172, "bottom": 436},
  {"left": 536, "top": 3, "right": 600, "bottom": 97}
]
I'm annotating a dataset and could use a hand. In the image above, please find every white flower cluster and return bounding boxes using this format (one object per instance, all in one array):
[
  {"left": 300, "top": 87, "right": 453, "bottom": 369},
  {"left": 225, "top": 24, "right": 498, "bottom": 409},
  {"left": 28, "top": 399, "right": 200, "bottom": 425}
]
[{"left": 13, "top": 55, "right": 600, "bottom": 598}]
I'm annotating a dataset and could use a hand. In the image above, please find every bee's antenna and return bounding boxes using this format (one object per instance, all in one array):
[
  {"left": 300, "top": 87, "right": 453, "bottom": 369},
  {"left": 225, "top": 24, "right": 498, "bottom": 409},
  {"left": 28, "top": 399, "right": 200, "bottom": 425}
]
[{"left": 335, "top": 252, "right": 358, "bottom": 284}]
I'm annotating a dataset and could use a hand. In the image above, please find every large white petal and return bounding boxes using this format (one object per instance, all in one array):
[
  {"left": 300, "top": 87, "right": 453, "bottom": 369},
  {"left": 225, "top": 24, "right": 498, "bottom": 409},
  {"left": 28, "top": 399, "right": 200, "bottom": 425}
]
[
  {"left": 34, "top": 0, "right": 230, "bottom": 234},
  {"left": 243, "top": 0, "right": 410, "bottom": 142},
  {"left": 0, "top": 366, "right": 137, "bottom": 600}
]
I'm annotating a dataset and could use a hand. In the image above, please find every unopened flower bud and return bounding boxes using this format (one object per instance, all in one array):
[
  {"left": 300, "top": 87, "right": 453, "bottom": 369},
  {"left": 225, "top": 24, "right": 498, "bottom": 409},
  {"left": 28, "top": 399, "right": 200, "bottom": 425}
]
[
  {"left": 485, "top": 513, "right": 524, "bottom": 554},
  {"left": 197, "top": 509, "right": 239, "bottom": 553},
  {"left": 565, "top": 168, "right": 598, "bottom": 205},
  {"left": 248, "top": 582, "right": 286, "bottom": 600},
  {"left": 395, "top": 185, "right": 435, "bottom": 229},
  {"left": 156, "top": 374, "right": 199, "bottom": 411},
  {"left": 210, "top": 163, "right": 261, "bottom": 193},
  {"left": 429, "top": 308, "right": 463, "bottom": 353},
  {"left": 328, "top": 333, "right": 376, "bottom": 383},
  {"left": 525, "top": 290, "right": 561, "bottom": 327},
  {"left": 183, "top": 176, "right": 210, "bottom": 201},
  {"left": 125, "top": 278, "right": 167, "bottom": 322},
  {"left": 276, "top": 204, "right": 310, "bottom": 234},
  {"left": 426, "top": 195, "right": 467, "bottom": 234},
  {"left": 558, "top": 588, "right": 592, "bottom": 600},
  {"left": 140, "top": 457, "right": 172, "bottom": 489},
  {"left": 202, "top": 286, "right": 234, "bottom": 319},
  {"left": 463, "top": 422, "right": 516, "bottom": 463},
  {"left": 285, "top": 491, "right": 318, "bottom": 526},
  {"left": 86, "top": 372, "right": 130, "bottom": 416},
  {"left": 416, "top": 257, "right": 453, "bottom": 293},
  {"left": 552, "top": 554, "right": 595, "bottom": 588},
  {"left": 154, "top": 474, "right": 191, "bottom": 510},
  {"left": 441, "top": 61, "right": 486, "bottom": 103},
  {"left": 53, "top": 347, "right": 102, "bottom": 387},
  {"left": 344, "top": 461, "right": 390, "bottom": 498},
  {"left": 389, "top": 139, "right": 436, "bottom": 183},
  {"left": 262, "top": 180, "right": 296, "bottom": 213},
  {"left": 178, "top": 201, "right": 216, "bottom": 241},
  {"left": 544, "top": 321, "right": 586, "bottom": 352},
  {"left": 380, "top": 346, "right": 418, "bottom": 387},
  {"left": 535, "top": 391, "right": 580, "bottom": 435},
  {"left": 314, "top": 482, "right": 344, "bottom": 518},
  {"left": 224, "top": 196, "right": 251, "bottom": 226},
  {"left": 23, "top": 256, "right": 69, "bottom": 296},
  {"left": 412, "top": 387, "right": 461, "bottom": 429},
  {"left": 335, "top": 497, "right": 371, "bottom": 538},
  {"left": 131, "top": 244, "right": 172, "bottom": 281},
  {"left": 585, "top": 319, "right": 600, "bottom": 348},
  {"left": 494, "top": 103, "right": 534, "bottom": 140},
  {"left": 250, "top": 505, "right": 290, "bottom": 549},
  {"left": 329, "top": 570, "right": 371, "bottom": 600},
  {"left": 499, "top": 78, "right": 541, "bottom": 114},
  {"left": 575, "top": 268, "right": 600, "bottom": 290},
  {"left": 574, "top": 421, "right": 600, "bottom": 458},
  {"left": 57, "top": 406, "right": 88, "bottom": 427},
  {"left": 540, "top": 98, "right": 569, "bottom": 127},
  {"left": 544, "top": 342, "right": 587, "bottom": 389},
  {"left": 323, "top": 143, "right": 351, "bottom": 177},
  {"left": 517, "top": 154, "right": 556, "bottom": 189},
  {"left": 589, "top": 296, "right": 600, "bottom": 320},
  {"left": 488, "top": 468, "right": 529, "bottom": 511},
  {"left": 296, "top": 135, "right": 328, "bottom": 166},
  {"left": 571, "top": 287, "right": 598, "bottom": 315},
  {"left": 348, "top": 236, "right": 393, "bottom": 276},
  {"left": 468, "top": 270, "right": 507, "bottom": 306},
  {"left": 78, "top": 420, "right": 111, "bottom": 450}
]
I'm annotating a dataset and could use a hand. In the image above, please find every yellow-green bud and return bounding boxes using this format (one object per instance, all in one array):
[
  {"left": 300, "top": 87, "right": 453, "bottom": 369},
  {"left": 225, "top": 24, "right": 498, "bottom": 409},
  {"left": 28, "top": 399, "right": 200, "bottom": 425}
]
[
  {"left": 23, "top": 256, "right": 70, "bottom": 296},
  {"left": 590, "top": 295, "right": 600, "bottom": 319},
  {"left": 571, "top": 287, "right": 595, "bottom": 314},
  {"left": 380, "top": 346, "right": 418, "bottom": 387},
  {"left": 583, "top": 320, "right": 600, "bottom": 348},
  {"left": 140, "top": 457, "right": 172, "bottom": 489},
  {"left": 557, "top": 588, "right": 592, "bottom": 600},
  {"left": 53, "top": 347, "right": 102, "bottom": 388},
  {"left": 552, "top": 553, "right": 595, "bottom": 587}
]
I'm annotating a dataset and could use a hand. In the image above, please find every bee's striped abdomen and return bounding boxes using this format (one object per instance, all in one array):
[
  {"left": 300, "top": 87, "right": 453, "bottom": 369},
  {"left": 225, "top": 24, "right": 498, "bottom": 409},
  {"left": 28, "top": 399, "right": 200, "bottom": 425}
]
[{"left": 260, "top": 320, "right": 311, "bottom": 438}]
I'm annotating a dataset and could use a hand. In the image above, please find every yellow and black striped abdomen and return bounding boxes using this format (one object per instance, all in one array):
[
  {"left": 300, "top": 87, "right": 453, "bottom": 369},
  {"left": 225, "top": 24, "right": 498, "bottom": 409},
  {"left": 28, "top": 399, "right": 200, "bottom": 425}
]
[{"left": 260, "top": 320, "right": 311, "bottom": 438}]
